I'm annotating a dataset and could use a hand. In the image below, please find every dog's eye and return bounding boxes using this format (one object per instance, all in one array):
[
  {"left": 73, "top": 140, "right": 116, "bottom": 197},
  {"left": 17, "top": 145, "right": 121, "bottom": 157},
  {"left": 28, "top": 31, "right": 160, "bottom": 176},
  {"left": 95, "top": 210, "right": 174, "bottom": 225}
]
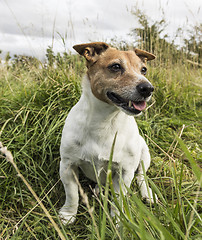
[
  {"left": 108, "top": 63, "right": 122, "bottom": 72},
  {"left": 141, "top": 67, "right": 147, "bottom": 75}
]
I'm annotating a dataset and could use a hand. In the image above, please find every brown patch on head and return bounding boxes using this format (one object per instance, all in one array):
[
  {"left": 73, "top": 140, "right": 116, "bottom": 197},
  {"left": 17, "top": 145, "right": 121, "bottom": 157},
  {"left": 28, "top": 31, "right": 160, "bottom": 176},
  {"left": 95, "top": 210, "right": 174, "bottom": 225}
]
[
  {"left": 85, "top": 48, "right": 149, "bottom": 103},
  {"left": 73, "top": 42, "right": 155, "bottom": 106}
]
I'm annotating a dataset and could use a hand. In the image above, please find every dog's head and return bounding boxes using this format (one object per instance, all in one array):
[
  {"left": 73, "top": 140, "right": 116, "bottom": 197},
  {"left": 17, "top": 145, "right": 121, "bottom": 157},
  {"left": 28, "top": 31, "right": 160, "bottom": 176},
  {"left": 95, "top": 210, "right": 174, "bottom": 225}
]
[{"left": 73, "top": 42, "right": 155, "bottom": 116}]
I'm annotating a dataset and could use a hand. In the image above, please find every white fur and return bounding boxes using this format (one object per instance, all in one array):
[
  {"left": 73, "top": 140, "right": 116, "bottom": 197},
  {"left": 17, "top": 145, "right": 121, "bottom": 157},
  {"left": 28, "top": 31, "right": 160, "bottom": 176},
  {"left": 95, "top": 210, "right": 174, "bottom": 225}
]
[{"left": 59, "top": 75, "right": 156, "bottom": 224}]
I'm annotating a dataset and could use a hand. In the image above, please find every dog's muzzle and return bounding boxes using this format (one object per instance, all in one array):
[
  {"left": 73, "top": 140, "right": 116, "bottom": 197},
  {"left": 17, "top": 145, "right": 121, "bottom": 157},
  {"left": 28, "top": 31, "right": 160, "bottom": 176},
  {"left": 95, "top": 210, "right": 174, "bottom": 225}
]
[{"left": 106, "top": 82, "right": 154, "bottom": 115}]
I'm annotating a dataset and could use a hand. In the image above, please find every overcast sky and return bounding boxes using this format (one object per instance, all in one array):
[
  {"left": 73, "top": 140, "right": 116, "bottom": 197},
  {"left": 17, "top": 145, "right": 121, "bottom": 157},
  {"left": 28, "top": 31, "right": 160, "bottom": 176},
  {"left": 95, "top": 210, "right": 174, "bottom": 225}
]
[{"left": 0, "top": 0, "right": 201, "bottom": 60}]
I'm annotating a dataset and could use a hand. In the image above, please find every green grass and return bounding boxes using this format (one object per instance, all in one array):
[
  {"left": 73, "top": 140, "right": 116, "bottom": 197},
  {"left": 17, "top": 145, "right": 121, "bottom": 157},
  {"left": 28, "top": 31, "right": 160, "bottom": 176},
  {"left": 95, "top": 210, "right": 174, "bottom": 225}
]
[{"left": 0, "top": 52, "right": 201, "bottom": 239}]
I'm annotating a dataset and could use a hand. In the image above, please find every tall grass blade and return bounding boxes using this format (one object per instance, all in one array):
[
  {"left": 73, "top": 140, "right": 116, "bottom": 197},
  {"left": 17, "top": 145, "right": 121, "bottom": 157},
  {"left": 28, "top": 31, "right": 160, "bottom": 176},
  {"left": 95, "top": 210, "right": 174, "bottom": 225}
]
[
  {"left": 177, "top": 137, "right": 202, "bottom": 187},
  {"left": 101, "top": 132, "right": 117, "bottom": 240}
]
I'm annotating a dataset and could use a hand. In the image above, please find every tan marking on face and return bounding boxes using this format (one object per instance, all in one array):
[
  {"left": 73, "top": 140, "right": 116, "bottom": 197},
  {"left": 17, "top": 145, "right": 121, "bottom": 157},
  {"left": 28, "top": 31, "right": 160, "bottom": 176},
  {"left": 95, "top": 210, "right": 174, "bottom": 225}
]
[{"left": 87, "top": 48, "right": 148, "bottom": 103}]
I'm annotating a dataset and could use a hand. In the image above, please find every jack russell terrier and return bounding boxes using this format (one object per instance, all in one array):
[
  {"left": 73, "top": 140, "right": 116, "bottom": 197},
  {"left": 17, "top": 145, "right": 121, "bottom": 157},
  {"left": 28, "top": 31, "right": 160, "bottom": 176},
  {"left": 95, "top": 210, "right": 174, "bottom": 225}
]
[{"left": 59, "top": 42, "right": 156, "bottom": 224}]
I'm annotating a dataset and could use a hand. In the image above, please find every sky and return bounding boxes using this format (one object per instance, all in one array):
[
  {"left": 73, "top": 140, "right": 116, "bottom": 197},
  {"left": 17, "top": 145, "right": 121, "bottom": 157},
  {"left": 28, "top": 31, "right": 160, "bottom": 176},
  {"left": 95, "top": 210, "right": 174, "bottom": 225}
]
[{"left": 0, "top": 0, "right": 201, "bottom": 60}]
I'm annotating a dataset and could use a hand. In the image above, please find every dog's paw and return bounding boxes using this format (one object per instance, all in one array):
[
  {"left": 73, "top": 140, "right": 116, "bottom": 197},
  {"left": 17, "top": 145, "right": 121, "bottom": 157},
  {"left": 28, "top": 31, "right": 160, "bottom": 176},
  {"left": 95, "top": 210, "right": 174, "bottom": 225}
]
[
  {"left": 93, "top": 184, "right": 100, "bottom": 196},
  {"left": 143, "top": 194, "right": 158, "bottom": 204},
  {"left": 141, "top": 187, "right": 158, "bottom": 204},
  {"left": 59, "top": 210, "right": 76, "bottom": 225}
]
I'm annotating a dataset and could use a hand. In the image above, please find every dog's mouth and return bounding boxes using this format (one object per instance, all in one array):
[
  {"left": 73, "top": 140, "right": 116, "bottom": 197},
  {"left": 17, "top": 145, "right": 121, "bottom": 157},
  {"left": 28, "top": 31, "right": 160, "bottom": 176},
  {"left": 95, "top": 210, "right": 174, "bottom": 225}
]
[{"left": 106, "top": 91, "right": 146, "bottom": 115}]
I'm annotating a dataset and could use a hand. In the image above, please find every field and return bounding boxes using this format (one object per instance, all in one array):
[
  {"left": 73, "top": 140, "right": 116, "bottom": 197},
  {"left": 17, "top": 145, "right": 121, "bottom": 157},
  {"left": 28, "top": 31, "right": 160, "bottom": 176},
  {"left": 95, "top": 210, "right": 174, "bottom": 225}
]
[{"left": 0, "top": 44, "right": 201, "bottom": 239}]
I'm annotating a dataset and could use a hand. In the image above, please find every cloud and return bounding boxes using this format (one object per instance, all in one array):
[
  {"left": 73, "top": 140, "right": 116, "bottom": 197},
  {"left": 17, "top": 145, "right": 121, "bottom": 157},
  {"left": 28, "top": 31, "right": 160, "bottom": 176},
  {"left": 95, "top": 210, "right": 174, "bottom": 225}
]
[{"left": 0, "top": 0, "right": 201, "bottom": 60}]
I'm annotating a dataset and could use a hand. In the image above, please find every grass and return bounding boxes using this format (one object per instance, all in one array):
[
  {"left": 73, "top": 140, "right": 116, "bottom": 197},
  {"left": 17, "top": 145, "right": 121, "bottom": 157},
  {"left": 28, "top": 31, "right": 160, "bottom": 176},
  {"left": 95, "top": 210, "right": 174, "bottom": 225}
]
[{"left": 0, "top": 50, "right": 201, "bottom": 239}]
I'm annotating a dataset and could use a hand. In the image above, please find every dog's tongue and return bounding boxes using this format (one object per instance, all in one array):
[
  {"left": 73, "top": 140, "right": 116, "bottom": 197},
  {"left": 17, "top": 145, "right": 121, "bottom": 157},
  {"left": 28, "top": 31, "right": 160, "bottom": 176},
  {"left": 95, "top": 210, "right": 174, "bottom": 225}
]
[{"left": 132, "top": 101, "right": 146, "bottom": 111}]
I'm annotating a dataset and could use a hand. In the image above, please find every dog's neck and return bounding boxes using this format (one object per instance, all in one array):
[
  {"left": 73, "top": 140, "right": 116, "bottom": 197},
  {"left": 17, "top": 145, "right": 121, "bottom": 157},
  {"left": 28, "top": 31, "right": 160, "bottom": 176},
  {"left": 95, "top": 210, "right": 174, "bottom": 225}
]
[{"left": 81, "top": 75, "right": 127, "bottom": 123}]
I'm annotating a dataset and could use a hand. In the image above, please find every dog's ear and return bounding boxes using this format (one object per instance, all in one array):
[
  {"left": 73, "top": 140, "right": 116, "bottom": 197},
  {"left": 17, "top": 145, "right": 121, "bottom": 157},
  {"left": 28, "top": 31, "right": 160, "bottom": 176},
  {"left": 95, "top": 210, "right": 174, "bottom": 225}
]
[
  {"left": 73, "top": 42, "right": 109, "bottom": 63},
  {"left": 134, "top": 48, "right": 156, "bottom": 62}
]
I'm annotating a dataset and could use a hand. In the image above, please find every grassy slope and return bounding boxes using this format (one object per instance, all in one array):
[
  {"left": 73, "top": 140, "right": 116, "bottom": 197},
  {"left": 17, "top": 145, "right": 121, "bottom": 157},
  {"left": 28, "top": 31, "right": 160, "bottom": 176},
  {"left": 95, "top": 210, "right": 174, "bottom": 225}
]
[{"left": 0, "top": 55, "right": 201, "bottom": 239}]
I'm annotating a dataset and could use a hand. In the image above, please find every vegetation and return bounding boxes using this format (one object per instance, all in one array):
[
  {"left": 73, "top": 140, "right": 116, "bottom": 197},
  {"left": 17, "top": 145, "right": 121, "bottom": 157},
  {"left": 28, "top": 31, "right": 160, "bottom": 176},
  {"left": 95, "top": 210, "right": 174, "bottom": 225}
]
[{"left": 0, "top": 10, "right": 201, "bottom": 240}]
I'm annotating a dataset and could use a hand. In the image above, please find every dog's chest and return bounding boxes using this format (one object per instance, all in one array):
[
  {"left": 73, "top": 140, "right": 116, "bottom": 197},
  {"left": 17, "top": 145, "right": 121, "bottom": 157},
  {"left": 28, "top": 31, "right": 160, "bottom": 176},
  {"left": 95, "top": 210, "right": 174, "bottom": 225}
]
[
  {"left": 77, "top": 116, "right": 128, "bottom": 162},
  {"left": 63, "top": 108, "right": 138, "bottom": 162},
  {"left": 74, "top": 119, "right": 137, "bottom": 183}
]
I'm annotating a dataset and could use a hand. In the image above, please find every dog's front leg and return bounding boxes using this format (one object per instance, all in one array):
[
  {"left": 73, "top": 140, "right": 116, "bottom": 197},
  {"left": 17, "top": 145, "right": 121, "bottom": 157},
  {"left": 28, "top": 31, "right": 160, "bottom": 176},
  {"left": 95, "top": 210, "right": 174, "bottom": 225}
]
[
  {"left": 59, "top": 161, "right": 79, "bottom": 224},
  {"left": 136, "top": 163, "right": 154, "bottom": 203},
  {"left": 136, "top": 138, "right": 157, "bottom": 203},
  {"left": 110, "top": 171, "right": 134, "bottom": 218}
]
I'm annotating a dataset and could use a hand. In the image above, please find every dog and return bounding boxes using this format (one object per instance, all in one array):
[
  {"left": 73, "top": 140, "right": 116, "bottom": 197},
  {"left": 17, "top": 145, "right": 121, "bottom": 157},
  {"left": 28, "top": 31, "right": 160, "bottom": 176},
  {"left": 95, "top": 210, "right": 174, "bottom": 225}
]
[{"left": 59, "top": 42, "right": 156, "bottom": 224}]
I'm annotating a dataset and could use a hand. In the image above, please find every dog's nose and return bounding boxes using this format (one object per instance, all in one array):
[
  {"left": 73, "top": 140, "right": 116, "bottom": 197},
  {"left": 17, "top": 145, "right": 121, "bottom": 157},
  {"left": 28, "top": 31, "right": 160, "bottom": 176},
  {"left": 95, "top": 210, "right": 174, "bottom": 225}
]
[{"left": 136, "top": 82, "right": 154, "bottom": 98}]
